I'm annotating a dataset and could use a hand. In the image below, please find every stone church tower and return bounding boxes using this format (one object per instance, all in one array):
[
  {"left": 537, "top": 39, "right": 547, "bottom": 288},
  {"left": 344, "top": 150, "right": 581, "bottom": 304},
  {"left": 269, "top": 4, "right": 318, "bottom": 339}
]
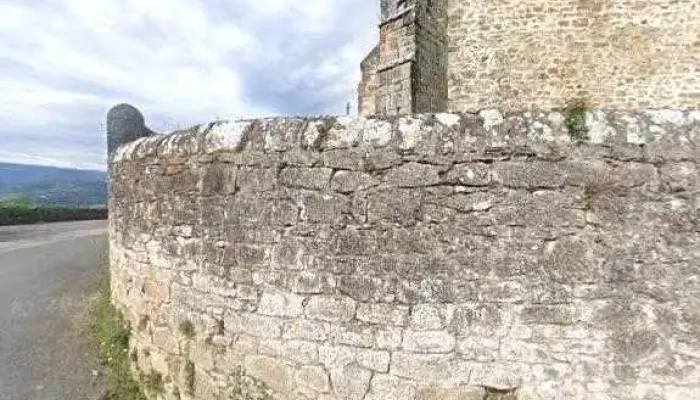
[
  {"left": 359, "top": 0, "right": 700, "bottom": 116},
  {"left": 359, "top": 0, "right": 448, "bottom": 116}
]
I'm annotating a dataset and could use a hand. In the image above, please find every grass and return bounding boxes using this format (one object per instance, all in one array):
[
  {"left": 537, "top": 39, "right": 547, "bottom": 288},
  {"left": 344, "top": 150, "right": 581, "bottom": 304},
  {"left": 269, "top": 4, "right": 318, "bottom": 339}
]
[
  {"left": 0, "top": 196, "right": 107, "bottom": 226},
  {"left": 89, "top": 280, "right": 147, "bottom": 400}
]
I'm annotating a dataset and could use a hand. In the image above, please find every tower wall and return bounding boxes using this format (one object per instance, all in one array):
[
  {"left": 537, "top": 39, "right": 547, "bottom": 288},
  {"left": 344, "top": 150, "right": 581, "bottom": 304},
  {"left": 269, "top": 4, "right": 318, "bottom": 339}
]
[
  {"left": 361, "top": 0, "right": 449, "bottom": 116},
  {"left": 447, "top": 0, "right": 700, "bottom": 111},
  {"left": 413, "top": 0, "right": 449, "bottom": 113},
  {"left": 358, "top": 46, "right": 379, "bottom": 116},
  {"left": 376, "top": 3, "right": 417, "bottom": 115}
]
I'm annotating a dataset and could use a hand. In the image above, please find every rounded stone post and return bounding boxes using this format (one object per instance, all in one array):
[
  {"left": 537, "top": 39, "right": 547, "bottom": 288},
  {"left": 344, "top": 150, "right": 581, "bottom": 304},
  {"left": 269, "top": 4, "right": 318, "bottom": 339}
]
[{"left": 107, "top": 104, "right": 156, "bottom": 158}]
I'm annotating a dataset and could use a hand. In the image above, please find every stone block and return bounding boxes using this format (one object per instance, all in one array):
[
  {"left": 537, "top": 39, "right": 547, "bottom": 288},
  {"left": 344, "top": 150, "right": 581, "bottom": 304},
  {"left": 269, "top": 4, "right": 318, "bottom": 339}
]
[
  {"left": 258, "top": 289, "right": 305, "bottom": 317},
  {"left": 402, "top": 330, "right": 456, "bottom": 353},
  {"left": 281, "top": 340, "right": 318, "bottom": 364},
  {"left": 286, "top": 271, "right": 336, "bottom": 294},
  {"left": 390, "top": 352, "right": 454, "bottom": 383},
  {"left": 357, "top": 303, "right": 409, "bottom": 326},
  {"left": 318, "top": 344, "right": 356, "bottom": 369},
  {"left": 365, "top": 374, "right": 416, "bottom": 400},
  {"left": 355, "top": 348, "right": 390, "bottom": 372},
  {"left": 331, "top": 170, "right": 378, "bottom": 193},
  {"left": 305, "top": 296, "right": 357, "bottom": 323},
  {"left": 283, "top": 319, "right": 330, "bottom": 342},
  {"left": 224, "top": 313, "right": 283, "bottom": 339},
  {"left": 410, "top": 304, "right": 455, "bottom": 331},
  {"left": 385, "top": 162, "right": 441, "bottom": 187},
  {"left": 201, "top": 163, "right": 237, "bottom": 196},
  {"left": 375, "top": 326, "right": 403, "bottom": 350},
  {"left": 520, "top": 305, "right": 576, "bottom": 326},
  {"left": 243, "top": 355, "right": 293, "bottom": 395},
  {"left": 443, "top": 163, "right": 491, "bottom": 186},
  {"left": 329, "top": 364, "right": 372, "bottom": 400},
  {"left": 280, "top": 167, "right": 333, "bottom": 190},
  {"left": 300, "top": 192, "right": 349, "bottom": 224},
  {"left": 296, "top": 365, "right": 331, "bottom": 393},
  {"left": 237, "top": 167, "right": 276, "bottom": 192},
  {"left": 493, "top": 162, "right": 567, "bottom": 189},
  {"left": 329, "top": 324, "right": 375, "bottom": 348}
]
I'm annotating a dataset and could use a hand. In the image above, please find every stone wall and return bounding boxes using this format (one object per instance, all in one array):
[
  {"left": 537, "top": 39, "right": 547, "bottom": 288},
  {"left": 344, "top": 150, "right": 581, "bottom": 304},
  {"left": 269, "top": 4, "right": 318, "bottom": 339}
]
[
  {"left": 109, "top": 108, "right": 700, "bottom": 400},
  {"left": 447, "top": 0, "right": 700, "bottom": 111}
]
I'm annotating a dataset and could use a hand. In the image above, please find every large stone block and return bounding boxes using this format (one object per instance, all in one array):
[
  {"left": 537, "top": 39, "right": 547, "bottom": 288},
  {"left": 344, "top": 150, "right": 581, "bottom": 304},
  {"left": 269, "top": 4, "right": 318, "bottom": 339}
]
[
  {"left": 258, "top": 289, "right": 305, "bottom": 317},
  {"left": 305, "top": 296, "right": 357, "bottom": 323},
  {"left": 365, "top": 374, "right": 417, "bottom": 400},
  {"left": 243, "top": 355, "right": 294, "bottom": 394},
  {"left": 280, "top": 167, "right": 333, "bottom": 190},
  {"left": 402, "top": 330, "right": 456, "bottom": 353}
]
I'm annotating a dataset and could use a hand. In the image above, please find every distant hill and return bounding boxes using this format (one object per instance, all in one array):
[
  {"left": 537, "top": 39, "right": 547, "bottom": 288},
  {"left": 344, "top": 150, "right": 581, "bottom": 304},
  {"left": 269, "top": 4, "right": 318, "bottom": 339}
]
[{"left": 0, "top": 163, "right": 106, "bottom": 206}]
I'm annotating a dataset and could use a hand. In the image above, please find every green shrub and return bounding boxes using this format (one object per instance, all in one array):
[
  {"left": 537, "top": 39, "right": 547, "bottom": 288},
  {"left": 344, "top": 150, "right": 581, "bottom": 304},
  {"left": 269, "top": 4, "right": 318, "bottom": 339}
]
[{"left": 0, "top": 196, "right": 107, "bottom": 225}]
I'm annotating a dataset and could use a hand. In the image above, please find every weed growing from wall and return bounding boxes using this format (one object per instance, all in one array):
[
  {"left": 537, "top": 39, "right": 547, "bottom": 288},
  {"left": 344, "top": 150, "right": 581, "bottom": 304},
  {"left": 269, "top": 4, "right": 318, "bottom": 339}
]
[
  {"left": 564, "top": 98, "right": 589, "bottom": 140},
  {"left": 179, "top": 320, "right": 196, "bottom": 340},
  {"left": 179, "top": 319, "right": 196, "bottom": 395}
]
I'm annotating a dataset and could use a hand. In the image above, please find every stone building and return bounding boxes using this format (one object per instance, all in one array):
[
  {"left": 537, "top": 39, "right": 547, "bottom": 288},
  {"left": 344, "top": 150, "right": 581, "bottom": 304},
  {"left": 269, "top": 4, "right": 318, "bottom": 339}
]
[{"left": 358, "top": 0, "right": 700, "bottom": 116}]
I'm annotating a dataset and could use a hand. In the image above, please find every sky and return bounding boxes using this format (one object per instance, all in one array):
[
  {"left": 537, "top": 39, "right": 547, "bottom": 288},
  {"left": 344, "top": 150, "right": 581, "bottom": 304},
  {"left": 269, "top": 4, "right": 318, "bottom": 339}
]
[{"left": 0, "top": 0, "right": 379, "bottom": 170}]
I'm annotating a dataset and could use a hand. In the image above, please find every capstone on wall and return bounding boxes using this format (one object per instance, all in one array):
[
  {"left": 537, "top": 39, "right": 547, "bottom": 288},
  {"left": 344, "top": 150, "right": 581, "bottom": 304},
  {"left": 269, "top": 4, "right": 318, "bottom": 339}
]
[
  {"left": 110, "top": 108, "right": 700, "bottom": 400},
  {"left": 447, "top": 0, "right": 700, "bottom": 111}
]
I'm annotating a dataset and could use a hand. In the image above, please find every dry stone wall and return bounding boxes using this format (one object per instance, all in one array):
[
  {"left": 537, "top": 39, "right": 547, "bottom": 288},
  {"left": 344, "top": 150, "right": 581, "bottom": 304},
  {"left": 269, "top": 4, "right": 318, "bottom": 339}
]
[{"left": 110, "top": 109, "right": 700, "bottom": 400}]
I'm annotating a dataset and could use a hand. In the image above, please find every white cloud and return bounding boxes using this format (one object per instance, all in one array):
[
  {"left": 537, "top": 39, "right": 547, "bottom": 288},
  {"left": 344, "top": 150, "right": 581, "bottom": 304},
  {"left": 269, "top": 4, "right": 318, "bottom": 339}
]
[{"left": 0, "top": 0, "right": 378, "bottom": 169}]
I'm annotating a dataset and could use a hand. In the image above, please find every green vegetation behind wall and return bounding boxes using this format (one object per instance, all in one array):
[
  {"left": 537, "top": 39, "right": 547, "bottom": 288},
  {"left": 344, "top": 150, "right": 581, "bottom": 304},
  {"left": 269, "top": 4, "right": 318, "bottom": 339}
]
[{"left": 0, "top": 196, "right": 107, "bottom": 226}]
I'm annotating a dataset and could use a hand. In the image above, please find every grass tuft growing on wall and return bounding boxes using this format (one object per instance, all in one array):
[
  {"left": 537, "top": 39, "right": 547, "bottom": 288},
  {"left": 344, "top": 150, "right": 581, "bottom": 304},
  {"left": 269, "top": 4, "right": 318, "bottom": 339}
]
[
  {"left": 90, "top": 280, "right": 147, "bottom": 400},
  {"left": 563, "top": 98, "right": 590, "bottom": 140}
]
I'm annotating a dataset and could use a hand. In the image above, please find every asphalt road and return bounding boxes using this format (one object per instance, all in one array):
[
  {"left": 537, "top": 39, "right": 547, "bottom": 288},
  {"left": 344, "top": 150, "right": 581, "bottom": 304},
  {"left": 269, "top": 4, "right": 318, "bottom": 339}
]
[{"left": 0, "top": 221, "right": 108, "bottom": 400}]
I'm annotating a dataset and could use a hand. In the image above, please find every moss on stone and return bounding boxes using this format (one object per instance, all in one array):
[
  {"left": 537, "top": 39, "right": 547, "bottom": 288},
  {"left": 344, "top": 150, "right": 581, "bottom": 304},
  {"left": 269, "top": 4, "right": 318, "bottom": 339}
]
[{"left": 563, "top": 98, "right": 589, "bottom": 140}]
